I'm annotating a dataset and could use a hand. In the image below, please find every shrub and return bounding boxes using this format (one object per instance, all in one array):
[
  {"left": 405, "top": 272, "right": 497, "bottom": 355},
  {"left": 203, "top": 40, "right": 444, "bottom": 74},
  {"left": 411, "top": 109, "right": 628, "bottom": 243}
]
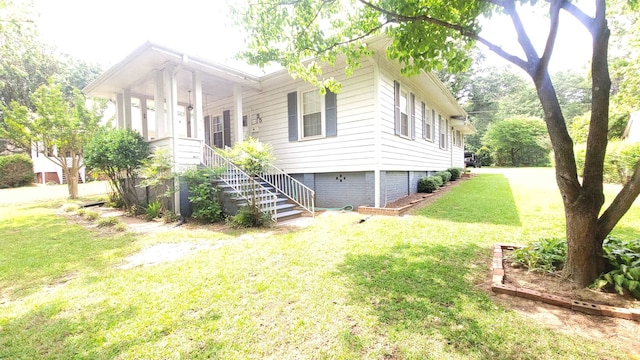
[
  {"left": 434, "top": 171, "right": 451, "bottom": 185},
  {"left": 97, "top": 216, "right": 120, "bottom": 227},
  {"left": 114, "top": 222, "right": 128, "bottom": 232},
  {"left": 76, "top": 208, "right": 86, "bottom": 216},
  {"left": 446, "top": 167, "right": 462, "bottom": 181},
  {"left": 183, "top": 167, "right": 224, "bottom": 223},
  {"left": 85, "top": 210, "right": 99, "bottom": 220},
  {"left": 84, "top": 128, "right": 150, "bottom": 211},
  {"left": 594, "top": 237, "right": 640, "bottom": 299},
  {"left": 417, "top": 176, "right": 439, "bottom": 193},
  {"left": 510, "top": 237, "right": 567, "bottom": 273},
  {"left": 0, "top": 154, "right": 34, "bottom": 188},
  {"left": 145, "top": 200, "right": 162, "bottom": 220},
  {"left": 226, "top": 206, "right": 272, "bottom": 229},
  {"left": 576, "top": 141, "right": 640, "bottom": 184}
]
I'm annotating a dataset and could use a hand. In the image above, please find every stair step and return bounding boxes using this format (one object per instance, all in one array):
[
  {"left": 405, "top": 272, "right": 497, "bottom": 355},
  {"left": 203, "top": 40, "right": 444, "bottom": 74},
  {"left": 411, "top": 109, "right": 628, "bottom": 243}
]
[{"left": 274, "top": 209, "right": 303, "bottom": 222}]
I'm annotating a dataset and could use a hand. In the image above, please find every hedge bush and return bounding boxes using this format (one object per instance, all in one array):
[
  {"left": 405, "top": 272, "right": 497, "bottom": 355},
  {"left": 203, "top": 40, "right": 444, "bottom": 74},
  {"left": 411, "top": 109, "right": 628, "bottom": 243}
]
[
  {"left": 418, "top": 176, "right": 440, "bottom": 193},
  {"left": 0, "top": 154, "right": 34, "bottom": 188},
  {"left": 434, "top": 171, "right": 451, "bottom": 185},
  {"left": 447, "top": 167, "right": 463, "bottom": 181},
  {"left": 575, "top": 141, "right": 640, "bottom": 184}
]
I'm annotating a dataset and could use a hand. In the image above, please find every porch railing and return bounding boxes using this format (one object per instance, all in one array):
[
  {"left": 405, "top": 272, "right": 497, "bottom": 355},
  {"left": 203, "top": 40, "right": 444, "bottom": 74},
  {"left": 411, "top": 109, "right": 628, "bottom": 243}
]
[
  {"left": 202, "top": 143, "right": 278, "bottom": 222},
  {"left": 258, "top": 165, "right": 315, "bottom": 217}
]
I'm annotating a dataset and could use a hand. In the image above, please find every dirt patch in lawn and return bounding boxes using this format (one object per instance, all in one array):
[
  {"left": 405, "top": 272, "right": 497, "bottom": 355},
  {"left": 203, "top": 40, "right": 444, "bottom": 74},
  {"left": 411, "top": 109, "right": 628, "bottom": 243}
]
[{"left": 485, "top": 251, "right": 640, "bottom": 355}]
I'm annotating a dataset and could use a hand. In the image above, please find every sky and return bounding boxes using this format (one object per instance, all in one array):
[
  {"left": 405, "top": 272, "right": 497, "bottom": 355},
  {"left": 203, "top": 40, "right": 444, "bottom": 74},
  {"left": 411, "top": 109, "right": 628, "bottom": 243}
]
[{"left": 29, "top": 0, "right": 594, "bottom": 74}]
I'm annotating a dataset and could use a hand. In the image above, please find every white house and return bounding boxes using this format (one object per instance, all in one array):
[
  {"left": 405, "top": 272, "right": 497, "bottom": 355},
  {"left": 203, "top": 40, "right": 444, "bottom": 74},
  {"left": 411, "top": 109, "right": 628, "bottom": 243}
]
[
  {"left": 83, "top": 37, "right": 474, "bottom": 220},
  {"left": 31, "top": 145, "right": 86, "bottom": 185}
]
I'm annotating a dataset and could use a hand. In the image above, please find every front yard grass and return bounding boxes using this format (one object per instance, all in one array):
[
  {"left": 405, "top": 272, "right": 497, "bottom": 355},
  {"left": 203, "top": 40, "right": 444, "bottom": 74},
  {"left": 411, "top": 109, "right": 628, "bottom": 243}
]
[{"left": 1, "top": 168, "right": 638, "bottom": 359}]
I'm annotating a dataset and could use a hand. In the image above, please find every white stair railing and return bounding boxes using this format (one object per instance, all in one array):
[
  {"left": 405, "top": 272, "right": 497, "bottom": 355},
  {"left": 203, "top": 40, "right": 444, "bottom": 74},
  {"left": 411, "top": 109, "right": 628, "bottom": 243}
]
[
  {"left": 258, "top": 165, "right": 315, "bottom": 217},
  {"left": 202, "top": 143, "right": 278, "bottom": 222}
]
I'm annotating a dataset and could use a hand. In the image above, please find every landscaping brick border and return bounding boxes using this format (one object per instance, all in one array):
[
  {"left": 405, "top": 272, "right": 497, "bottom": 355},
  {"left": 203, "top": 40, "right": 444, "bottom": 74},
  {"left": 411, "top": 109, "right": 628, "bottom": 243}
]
[{"left": 491, "top": 244, "right": 640, "bottom": 321}]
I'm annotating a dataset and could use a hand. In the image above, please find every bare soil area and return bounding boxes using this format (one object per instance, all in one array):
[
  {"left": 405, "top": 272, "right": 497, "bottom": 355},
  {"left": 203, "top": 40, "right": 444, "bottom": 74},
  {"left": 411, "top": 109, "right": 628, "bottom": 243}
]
[{"left": 488, "top": 252, "right": 640, "bottom": 355}]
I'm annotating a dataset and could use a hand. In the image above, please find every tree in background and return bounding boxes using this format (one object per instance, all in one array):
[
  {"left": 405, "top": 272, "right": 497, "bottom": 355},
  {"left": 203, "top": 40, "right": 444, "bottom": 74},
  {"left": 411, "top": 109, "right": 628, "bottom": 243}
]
[
  {"left": 483, "top": 118, "right": 550, "bottom": 167},
  {"left": 0, "top": 0, "right": 102, "bottom": 154},
  {"left": 0, "top": 81, "right": 103, "bottom": 198},
  {"left": 235, "top": 0, "right": 640, "bottom": 287}
]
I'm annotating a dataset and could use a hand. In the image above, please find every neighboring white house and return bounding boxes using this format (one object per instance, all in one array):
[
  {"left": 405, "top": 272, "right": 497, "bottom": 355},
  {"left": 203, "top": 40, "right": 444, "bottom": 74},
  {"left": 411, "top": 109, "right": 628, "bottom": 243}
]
[
  {"left": 83, "top": 37, "right": 474, "bottom": 216},
  {"left": 31, "top": 145, "right": 86, "bottom": 185},
  {"left": 623, "top": 111, "right": 640, "bottom": 143}
]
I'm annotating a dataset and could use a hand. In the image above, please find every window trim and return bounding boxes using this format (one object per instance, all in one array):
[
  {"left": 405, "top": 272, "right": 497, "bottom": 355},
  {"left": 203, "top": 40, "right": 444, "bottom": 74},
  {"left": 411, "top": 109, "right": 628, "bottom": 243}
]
[{"left": 299, "top": 88, "right": 326, "bottom": 140}]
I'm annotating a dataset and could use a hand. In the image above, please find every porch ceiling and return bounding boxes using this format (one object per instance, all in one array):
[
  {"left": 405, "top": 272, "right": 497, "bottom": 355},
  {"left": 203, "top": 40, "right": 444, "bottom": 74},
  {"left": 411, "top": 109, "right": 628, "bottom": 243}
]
[{"left": 83, "top": 42, "right": 262, "bottom": 104}]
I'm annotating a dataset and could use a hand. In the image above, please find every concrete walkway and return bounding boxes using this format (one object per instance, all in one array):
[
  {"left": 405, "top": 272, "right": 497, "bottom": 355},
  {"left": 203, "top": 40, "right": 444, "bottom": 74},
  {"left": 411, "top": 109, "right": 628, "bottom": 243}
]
[{"left": 0, "top": 181, "right": 111, "bottom": 206}]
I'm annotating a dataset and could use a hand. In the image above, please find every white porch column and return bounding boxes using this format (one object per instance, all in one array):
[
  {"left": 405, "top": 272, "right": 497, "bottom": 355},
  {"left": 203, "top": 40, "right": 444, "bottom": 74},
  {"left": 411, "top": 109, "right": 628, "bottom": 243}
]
[
  {"left": 140, "top": 97, "right": 149, "bottom": 140},
  {"left": 123, "top": 88, "right": 132, "bottom": 129},
  {"left": 115, "top": 93, "right": 124, "bottom": 128},
  {"left": 193, "top": 71, "right": 203, "bottom": 141},
  {"left": 233, "top": 83, "right": 243, "bottom": 144},
  {"left": 155, "top": 70, "right": 166, "bottom": 138},
  {"left": 164, "top": 65, "right": 181, "bottom": 215}
]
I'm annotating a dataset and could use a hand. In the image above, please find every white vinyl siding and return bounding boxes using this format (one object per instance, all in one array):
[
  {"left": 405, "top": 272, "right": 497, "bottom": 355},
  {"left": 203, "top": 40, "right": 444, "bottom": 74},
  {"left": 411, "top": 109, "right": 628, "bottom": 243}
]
[
  {"left": 378, "top": 66, "right": 461, "bottom": 170},
  {"left": 237, "top": 62, "right": 377, "bottom": 173}
]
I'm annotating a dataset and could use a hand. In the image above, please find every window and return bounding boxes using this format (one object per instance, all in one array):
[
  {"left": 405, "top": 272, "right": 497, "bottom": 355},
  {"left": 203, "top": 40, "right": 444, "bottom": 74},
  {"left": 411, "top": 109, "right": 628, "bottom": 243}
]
[
  {"left": 453, "top": 130, "right": 462, "bottom": 147},
  {"left": 287, "top": 90, "right": 337, "bottom": 141},
  {"left": 439, "top": 115, "right": 448, "bottom": 149},
  {"left": 400, "top": 90, "right": 409, "bottom": 136},
  {"left": 422, "top": 102, "right": 434, "bottom": 141},
  {"left": 302, "top": 89, "right": 322, "bottom": 138},
  {"left": 212, "top": 115, "right": 224, "bottom": 149}
]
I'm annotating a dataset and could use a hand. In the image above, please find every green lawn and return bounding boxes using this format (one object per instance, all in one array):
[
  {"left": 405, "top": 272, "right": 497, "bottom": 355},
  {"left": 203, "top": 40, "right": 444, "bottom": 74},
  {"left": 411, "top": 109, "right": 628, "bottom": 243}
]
[{"left": 1, "top": 168, "right": 639, "bottom": 359}]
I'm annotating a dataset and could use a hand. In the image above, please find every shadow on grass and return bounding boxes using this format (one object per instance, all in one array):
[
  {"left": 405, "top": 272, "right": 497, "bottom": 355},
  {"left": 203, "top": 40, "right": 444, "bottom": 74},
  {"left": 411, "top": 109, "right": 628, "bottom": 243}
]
[{"left": 416, "top": 174, "right": 521, "bottom": 226}]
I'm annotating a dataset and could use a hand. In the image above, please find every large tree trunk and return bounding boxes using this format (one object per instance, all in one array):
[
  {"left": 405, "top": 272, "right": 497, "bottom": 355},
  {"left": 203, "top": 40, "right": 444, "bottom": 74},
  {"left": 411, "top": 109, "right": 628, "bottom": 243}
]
[{"left": 564, "top": 195, "right": 608, "bottom": 286}]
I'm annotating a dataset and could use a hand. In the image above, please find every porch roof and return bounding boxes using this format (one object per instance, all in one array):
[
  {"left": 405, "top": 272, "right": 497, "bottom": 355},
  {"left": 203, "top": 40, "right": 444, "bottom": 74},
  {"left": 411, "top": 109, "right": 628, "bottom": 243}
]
[{"left": 83, "top": 42, "right": 262, "bottom": 104}]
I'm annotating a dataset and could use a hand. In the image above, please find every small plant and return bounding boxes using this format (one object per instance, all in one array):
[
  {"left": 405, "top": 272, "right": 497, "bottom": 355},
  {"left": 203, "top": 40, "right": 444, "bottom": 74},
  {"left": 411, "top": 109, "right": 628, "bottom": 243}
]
[
  {"left": 446, "top": 168, "right": 462, "bottom": 181},
  {"left": 85, "top": 210, "right": 99, "bottom": 221},
  {"left": 511, "top": 237, "right": 567, "bottom": 273},
  {"left": 114, "top": 222, "right": 128, "bottom": 232},
  {"left": 145, "top": 200, "right": 162, "bottom": 220},
  {"left": 76, "top": 208, "right": 87, "bottom": 216},
  {"left": 63, "top": 204, "right": 79, "bottom": 212},
  {"left": 97, "top": 216, "right": 121, "bottom": 228},
  {"left": 226, "top": 206, "right": 273, "bottom": 229},
  {"left": 434, "top": 171, "right": 451, "bottom": 185},
  {"left": 594, "top": 236, "right": 640, "bottom": 299},
  {"left": 417, "top": 176, "right": 439, "bottom": 193}
]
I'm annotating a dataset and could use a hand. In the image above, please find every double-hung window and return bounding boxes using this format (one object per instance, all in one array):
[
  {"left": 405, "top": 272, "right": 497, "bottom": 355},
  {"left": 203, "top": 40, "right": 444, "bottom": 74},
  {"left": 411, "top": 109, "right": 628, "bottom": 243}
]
[
  {"left": 400, "top": 90, "right": 409, "bottom": 136},
  {"left": 302, "top": 89, "right": 323, "bottom": 138},
  {"left": 439, "top": 115, "right": 448, "bottom": 150}
]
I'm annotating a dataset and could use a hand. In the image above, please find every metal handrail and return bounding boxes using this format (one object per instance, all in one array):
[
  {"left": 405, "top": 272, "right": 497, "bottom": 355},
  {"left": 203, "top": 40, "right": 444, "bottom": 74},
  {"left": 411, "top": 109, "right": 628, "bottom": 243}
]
[
  {"left": 202, "top": 143, "right": 278, "bottom": 222},
  {"left": 258, "top": 164, "right": 315, "bottom": 217}
]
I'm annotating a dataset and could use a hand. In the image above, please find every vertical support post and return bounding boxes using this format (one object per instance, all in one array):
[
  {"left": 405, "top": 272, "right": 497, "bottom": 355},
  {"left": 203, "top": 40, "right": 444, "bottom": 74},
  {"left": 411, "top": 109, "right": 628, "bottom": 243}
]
[
  {"left": 115, "top": 93, "right": 124, "bottom": 128},
  {"left": 155, "top": 70, "right": 166, "bottom": 138},
  {"left": 140, "top": 97, "right": 149, "bottom": 140},
  {"left": 193, "top": 71, "right": 203, "bottom": 141},
  {"left": 233, "top": 83, "right": 243, "bottom": 144},
  {"left": 164, "top": 65, "right": 181, "bottom": 216},
  {"left": 123, "top": 88, "right": 132, "bottom": 130}
]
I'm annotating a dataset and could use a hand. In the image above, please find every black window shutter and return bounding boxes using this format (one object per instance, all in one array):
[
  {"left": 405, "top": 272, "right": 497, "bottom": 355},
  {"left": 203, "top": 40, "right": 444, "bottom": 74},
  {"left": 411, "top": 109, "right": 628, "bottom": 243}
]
[
  {"left": 204, "top": 115, "right": 211, "bottom": 147},
  {"left": 410, "top": 93, "right": 416, "bottom": 140},
  {"left": 223, "top": 110, "right": 231, "bottom": 147},
  {"left": 325, "top": 90, "right": 337, "bottom": 137},
  {"left": 287, "top": 91, "right": 298, "bottom": 141},
  {"left": 394, "top": 81, "right": 401, "bottom": 135}
]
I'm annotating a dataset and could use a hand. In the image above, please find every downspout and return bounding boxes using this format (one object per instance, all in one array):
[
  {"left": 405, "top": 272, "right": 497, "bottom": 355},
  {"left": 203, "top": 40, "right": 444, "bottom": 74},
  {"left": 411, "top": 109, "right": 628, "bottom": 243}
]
[{"left": 370, "top": 56, "right": 382, "bottom": 208}]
